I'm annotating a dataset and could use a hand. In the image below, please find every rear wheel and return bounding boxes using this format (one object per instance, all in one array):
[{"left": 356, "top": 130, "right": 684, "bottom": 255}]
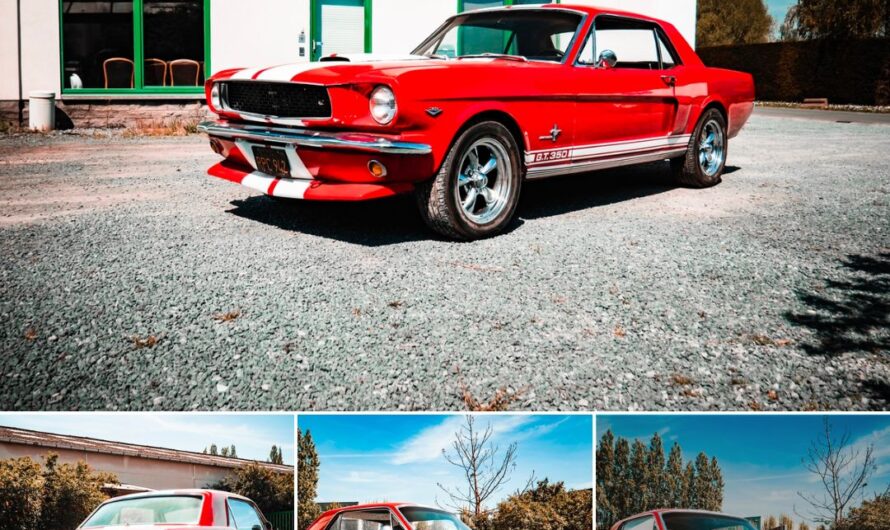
[
  {"left": 415, "top": 121, "right": 522, "bottom": 240},
  {"left": 671, "top": 108, "right": 727, "bottom": 188}
]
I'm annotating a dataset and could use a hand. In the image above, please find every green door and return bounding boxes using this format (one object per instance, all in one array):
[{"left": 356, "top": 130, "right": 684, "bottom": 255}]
[{"left": 310, "top": 0, "right": 371, "bottom": 61}]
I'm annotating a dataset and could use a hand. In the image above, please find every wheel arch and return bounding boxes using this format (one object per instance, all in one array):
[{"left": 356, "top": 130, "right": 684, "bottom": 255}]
[{"left": 434, "top": 108, "right": 526, "bottom": 176}]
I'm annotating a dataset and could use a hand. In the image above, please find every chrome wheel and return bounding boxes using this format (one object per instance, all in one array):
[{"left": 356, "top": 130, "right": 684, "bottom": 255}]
[
  {"left": 455, "top": 138, "right": 512, "bottom": 225},
  {"left": 698, "top": 119, "right": 725, "bottom": 177}
]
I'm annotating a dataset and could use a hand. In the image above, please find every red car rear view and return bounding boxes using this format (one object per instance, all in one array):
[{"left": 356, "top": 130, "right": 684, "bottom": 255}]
[
  {"left": 610, "top": 509, "right": 759, "bottom": 530},
  {"left": 77, "top": 489, "right": 272, "bottom": 530},
  {"left": 307, "top": 503, "right": 471, "bottom": 530}
]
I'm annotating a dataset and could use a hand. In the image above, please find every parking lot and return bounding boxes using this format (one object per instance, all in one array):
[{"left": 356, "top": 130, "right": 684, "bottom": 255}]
[{"left": 1, "top": 110, "right": 888, "bottom": 411}]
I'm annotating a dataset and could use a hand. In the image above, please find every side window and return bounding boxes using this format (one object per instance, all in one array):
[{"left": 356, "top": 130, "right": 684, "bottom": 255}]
[
  {"left": 332, "top": 509, "right": 396, "bottom": 530},
  {"left": 656, "top": 31, "right": 680, "bottom": 69},
  {"left": 595, "top": 27, "right": 659, "bottom": 69},
  {"left": 228, "top": 499, "right": 264, "bottom": 530},
  {"left": 621, "top": 515, "right": 657, "bottom": 530}
]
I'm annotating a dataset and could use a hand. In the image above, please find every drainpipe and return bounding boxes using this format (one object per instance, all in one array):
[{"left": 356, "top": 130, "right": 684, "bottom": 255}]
[{"left": 16, "top": 0, "right": 24, "bottom": 127}]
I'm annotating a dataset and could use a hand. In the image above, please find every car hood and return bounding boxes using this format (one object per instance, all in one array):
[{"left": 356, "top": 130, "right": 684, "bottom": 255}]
[
  {"left": 81, "top": 526, "right": 230, "bottom": 530},
  {"left": 220, "top": 54, "right": 559, "bottom": 88}
]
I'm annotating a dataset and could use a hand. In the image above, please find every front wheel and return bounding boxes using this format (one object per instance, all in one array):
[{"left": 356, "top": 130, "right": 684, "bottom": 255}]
[
  {"left": 670, "top": 108, "right": 728, "bottom": 188},
  {"left": 415, "top": 121, "right": 522, "bottom": 240}
]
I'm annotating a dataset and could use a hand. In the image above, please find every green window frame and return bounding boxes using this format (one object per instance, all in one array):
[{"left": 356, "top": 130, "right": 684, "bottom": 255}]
[
  {"left": 58, "top": 0, "right": 211, "bottom": 95},
  {"left": 457, "top": 0, "right": 560, "bottom": 12},
  {"left": 309, "top": 0, "right": 373, "bottom": 62}
]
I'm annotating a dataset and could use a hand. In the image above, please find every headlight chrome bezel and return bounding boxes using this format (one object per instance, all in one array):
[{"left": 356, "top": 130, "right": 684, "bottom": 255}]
[{"left": 369, "top": 85, "right": 397, "bottom": 125}]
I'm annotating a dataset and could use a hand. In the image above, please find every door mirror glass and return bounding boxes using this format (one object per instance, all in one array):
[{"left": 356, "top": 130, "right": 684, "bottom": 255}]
[{"left": 597, "top": 49, "right": 618, "bottom": 69}]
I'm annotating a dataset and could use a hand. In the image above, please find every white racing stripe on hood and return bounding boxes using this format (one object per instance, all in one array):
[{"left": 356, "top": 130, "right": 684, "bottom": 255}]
[
  {"left": 231, "top": 67, "right": 265, "bottom": 80},
  {"left": 321, "top": 53, "right": 429, "bottom": 62},
  {"left": 255, "top": 62, "right": 335, "bottom": 81}
]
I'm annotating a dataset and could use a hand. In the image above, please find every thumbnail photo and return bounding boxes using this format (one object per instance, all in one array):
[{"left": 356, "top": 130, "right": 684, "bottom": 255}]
[
  {"left": 297, "top": 414, "right": 593, "bottom": 530},
  {"left": 596, "top": 414, "right": 889, "bottom": 530},
  {"left": 0, "top": 413, "right": 295, "bottom": 530}
]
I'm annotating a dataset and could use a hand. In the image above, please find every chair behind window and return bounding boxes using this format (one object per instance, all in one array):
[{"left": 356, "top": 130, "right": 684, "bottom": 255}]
[
  {"left": 168, "top": 59, "right": 202, "bottom": 86},
  {"left": 144, "top": 58, "right": 168, "bottom": 86},
  {"left": 103, "top": 58, "right": 135, "bottom": 89}
]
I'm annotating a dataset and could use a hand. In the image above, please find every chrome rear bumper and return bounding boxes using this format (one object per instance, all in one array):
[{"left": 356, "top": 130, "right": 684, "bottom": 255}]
[{"left": 198, "top": 120, "right": 432, "bottom": 155}]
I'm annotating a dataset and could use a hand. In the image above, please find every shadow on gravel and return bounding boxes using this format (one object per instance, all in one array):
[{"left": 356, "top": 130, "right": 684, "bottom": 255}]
[
  {"left": 227, "top": 160, "right": 736, "bottom": 244},
  {"left": 227, "top": 195, "right": 431, "bottom": 246},
  {"left": 785, "top": 252, "right": 890, "bottom": 403},
  {"left": 518, "top": 161, "right": 679, "bottom": 220}
]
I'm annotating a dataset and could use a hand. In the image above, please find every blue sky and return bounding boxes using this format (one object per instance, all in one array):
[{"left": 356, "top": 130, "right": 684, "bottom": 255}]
[
  {"left": 598, "top": 414, "right": 890, "bottom": 526},
  {"left": 0, "top": 413, "right": 295, "bottom": 465},
  {"left": 298, "top": 414, "right": 593, "bottom": 508},
  {"left": 765, "top": 0, "right": 796, "bottom": 26}
]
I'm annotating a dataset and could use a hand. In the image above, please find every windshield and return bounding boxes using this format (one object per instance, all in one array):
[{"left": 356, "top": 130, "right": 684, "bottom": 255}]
[
  {"left": 661, "top": 513, "right": 758, "bottom": 530},
  {"left": 81, "top": 495, "right": 203, "bottom": 527},
  {"left": 398, "top": 507, "right": 472, "bottom": 530},
  {"left": 413, "top": 10, "right": 583, "bottom": 62}
]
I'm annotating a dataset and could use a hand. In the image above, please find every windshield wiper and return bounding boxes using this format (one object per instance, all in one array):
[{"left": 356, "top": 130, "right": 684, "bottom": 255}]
[{"left": 457, "top": 53, "right": 527, "bottom": 62}]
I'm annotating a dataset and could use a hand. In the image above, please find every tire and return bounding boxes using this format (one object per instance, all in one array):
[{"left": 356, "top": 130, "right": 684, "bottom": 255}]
[
  {"left": 670, "top": 108, "right": 728, "bottom": 188},
  {"left": 415, "top": 121, "right": 523, "bottom": 240}
]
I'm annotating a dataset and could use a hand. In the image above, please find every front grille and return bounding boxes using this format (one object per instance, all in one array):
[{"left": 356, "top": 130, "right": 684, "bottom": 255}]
[{"left": 223, "top": 81, "right": 332, "bottom": 119}]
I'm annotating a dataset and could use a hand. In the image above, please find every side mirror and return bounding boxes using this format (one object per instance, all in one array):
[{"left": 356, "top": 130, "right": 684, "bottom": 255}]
[
  {"left": 251, "top": 525, "right": 262, "bottom": 530},
  {"left": 597, "top": 49, "right": 618, "bottom": 69}
]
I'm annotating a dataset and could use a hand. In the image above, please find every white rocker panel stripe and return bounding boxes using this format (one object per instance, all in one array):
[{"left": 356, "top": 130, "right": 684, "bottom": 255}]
[{"left": 526, "top": 135, "right": 691, "bottom": 166}]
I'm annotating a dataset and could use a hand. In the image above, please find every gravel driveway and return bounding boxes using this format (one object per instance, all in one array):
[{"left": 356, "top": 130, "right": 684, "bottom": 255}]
[{"left": 1, "top": 111, "right": 888, "bottom": 411}]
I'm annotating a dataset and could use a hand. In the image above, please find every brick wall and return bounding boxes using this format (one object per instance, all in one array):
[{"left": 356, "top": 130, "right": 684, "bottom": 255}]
[{"left": 0, "top": 99, "right": 212, "bottom": 129}]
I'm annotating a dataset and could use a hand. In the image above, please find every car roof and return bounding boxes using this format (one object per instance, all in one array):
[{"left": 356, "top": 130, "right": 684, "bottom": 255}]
[
  {"left": 99, "top": 489, "right": 251, "bottom": 503},
  {"left": 321, "top": 503, "right": 449, "bottom": 517},
  {"left": 619, "top": 509, "right": 750, "bottom": 520},
  {"left": 464, "top": 3, "right": 665, "bottom": 24}
]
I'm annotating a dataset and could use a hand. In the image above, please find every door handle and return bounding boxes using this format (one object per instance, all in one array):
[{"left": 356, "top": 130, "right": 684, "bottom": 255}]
[{"left": 661, "top": 75, "right": 676, "bottom": 87}]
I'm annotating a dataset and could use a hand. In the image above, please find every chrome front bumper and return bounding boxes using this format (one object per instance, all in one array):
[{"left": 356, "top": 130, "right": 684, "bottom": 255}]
[{"left": 198, "top": 120, "right": 432, "bottom": 155}]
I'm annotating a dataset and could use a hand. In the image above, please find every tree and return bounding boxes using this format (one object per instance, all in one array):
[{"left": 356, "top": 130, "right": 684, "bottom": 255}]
[
  {"left": 298, "top": 428, "right": 321, "bottom": 530},
  {"left": 780, "top": 514, "right": 795, "bottom": 530},
  {"left": 0, "top": 456, "right": 43, "bottom": 530},
  {"left": 797, "top": 418, "right": 876, "bottom": 527},
  {"left": 438, "top": 415, "right": 520, "bottom": 517},
  {"left": 494, "top": 480, "right": 591, "bottom": 530},
  {"left": 781, "top": 0, "right": 890, "bottom": 41},
  {"left": 208, "top": 443, "right": 218, "bottom": 456},
  {"left": 595, "top": 430, "right": 616, "bottom": 528},
  {"left": 213, "top": 463, "right": 293, "bottom": 516},
  {"left": 647, "top": 434, "right": 668, "bottom": 509},
  {"left": 596, "top": 431, "right": 724, "bottom": 529},
  {"left": 697, "top": 0, "right": 773, "bottom": 47},
  {"left": 269, "top": 445, "right": 284, "bottom": 465},
  {"left": 799, "top": 522, "right": 810, "bottom": 530},
  {"left": 665, "top": 443, "right": 685, "bottom": 508},
  {"left": 39, "top": 454, "right": 117, "bottom": 530},
  {"left": 763, "top": 515, "right": 778, "bottom": 530},
  {"left": 836, "top": 490, "right": 890, "bottom": 530}
]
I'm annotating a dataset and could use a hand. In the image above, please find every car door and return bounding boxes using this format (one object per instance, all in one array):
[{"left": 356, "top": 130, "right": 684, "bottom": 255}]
[
  {"left": 227, "top": 498, "right": 268, "bottom": 530},
  {"left": 569, "top": 16, "right": 679, "bottom": 162}
]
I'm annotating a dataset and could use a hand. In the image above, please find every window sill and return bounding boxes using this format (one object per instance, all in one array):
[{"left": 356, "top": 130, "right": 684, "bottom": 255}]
[{"left": 61, "top": 92, "right": 205, "bottom": 102}]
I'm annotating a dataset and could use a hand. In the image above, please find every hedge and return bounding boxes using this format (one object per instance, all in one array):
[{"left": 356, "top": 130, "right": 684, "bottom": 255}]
[{"left": 698, "top": 39, "right": 890, "bottom": 105}]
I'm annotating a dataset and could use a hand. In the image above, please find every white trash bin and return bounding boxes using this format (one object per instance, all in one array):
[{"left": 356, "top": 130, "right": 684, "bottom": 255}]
[{"left": 29, "top": 91, "right": 56, "bottom": 131}]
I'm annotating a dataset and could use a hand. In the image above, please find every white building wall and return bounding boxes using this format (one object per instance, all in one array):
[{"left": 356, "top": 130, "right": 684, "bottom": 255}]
[
  {"left": 372, "top": 0, "right": 457, "bottom": 55},
  {"left": 571, "top": 0, "right": 697, "bottom": 47},
  {"left": 0, "top": 0, "right": 61, "bottom": 101},
  {"left": 0, "top": 0, "right": 697, "bottom": 104},
  {"left": 211, "top": 0, "right": 312, "bottom": 73}
]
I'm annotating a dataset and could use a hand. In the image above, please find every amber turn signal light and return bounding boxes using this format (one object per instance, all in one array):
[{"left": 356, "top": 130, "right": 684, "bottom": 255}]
[{"left": 368, "top": 160, "right": 388, "bottom": 178}]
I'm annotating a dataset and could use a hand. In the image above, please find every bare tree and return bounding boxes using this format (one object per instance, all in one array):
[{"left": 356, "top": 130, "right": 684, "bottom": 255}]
[
  {"left": 796, "top": 418, "right": 876, "bottom": 527},
  {"left": 437, "top": 415, "right": 520, "bottom": 517}
]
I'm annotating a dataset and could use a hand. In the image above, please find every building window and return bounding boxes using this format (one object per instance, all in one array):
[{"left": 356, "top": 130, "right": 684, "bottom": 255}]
[
  {"left": 143, "top": 0, "right": 206, "bottom": 86},
  {"left": 60, "top": 0, "right": 209, "bottom": 94},
  {"left": 62, "top": 1, "right": 135, "bottom": 89}
]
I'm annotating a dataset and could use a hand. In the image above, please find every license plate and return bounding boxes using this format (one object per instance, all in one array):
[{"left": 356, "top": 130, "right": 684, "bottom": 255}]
[{"left": 252, "top": 146, "right": 291, "bottom": 178}]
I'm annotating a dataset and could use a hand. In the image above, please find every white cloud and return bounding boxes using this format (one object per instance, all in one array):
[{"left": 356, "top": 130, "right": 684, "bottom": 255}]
[{"left": 390, "top": 415, "right": 534, "bottom": 465}]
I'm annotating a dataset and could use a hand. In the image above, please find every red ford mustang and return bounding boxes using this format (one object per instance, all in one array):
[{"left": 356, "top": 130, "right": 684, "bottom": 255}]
[
  {"left": 77, "top": 489, "right": 272, "bottom": 530},
  {"left": 610, "top": 509, "right": 759, "bottom": 530},
  {"left": 306, "top": 503, "right": 470, "bottom": 530},
  {"left": 200, "top": 4, "right": 754, "bottom": 240}
]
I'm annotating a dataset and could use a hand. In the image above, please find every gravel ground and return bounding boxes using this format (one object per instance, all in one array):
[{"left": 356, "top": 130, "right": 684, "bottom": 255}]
[{"left": 1, "top": 111, "right": 888, "bottom": 411}]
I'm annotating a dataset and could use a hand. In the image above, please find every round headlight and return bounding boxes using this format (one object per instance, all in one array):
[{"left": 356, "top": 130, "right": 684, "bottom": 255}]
[
  {"left": 370, "top": 86, "right": 397, "bottom": 125},
  {"left": 210, "top": 83, "right": 222, "bottom": 110}
]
